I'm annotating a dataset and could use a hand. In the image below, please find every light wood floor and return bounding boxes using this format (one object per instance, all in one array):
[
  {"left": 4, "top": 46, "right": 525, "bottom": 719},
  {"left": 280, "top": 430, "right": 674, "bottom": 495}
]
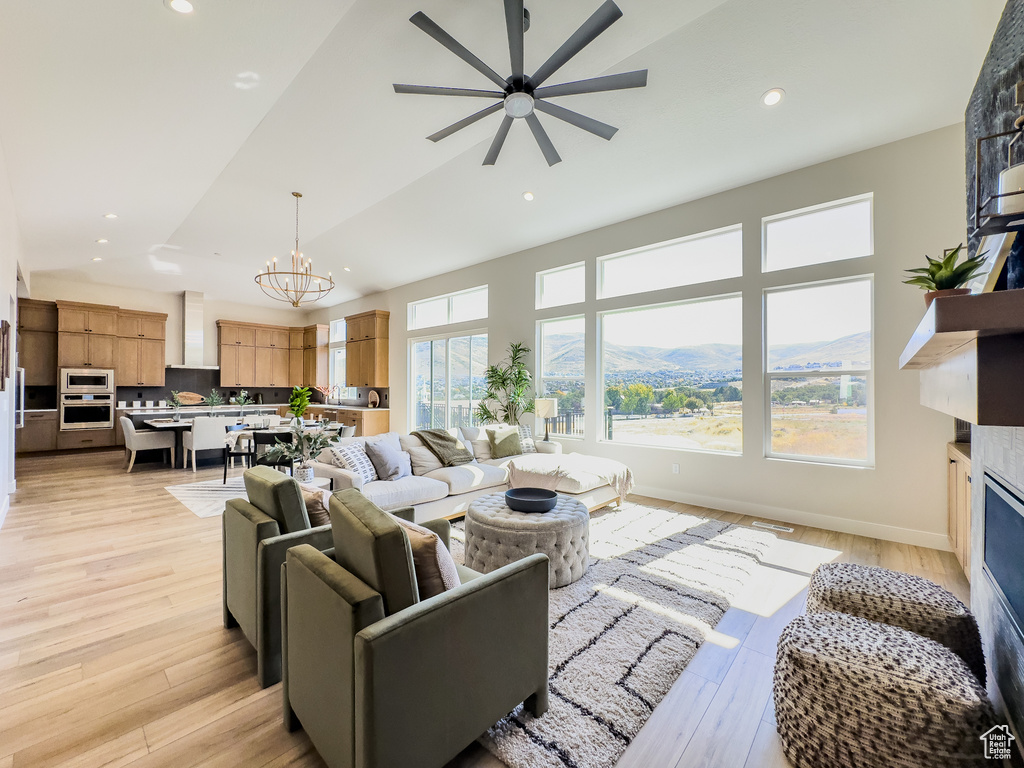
[{"left": 0, "top": 450, "right": 969, "bottom": 768}]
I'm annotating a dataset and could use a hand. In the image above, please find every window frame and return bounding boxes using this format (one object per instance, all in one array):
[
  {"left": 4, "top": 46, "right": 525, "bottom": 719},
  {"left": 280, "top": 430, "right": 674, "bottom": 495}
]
[
  {"left": 536, "top": 314, "right": 586, "bottom": 439},
  {"left": 598, "top": 292, "right": 744, "bottom": 455},
  {"left": 408, "top": 328, "right": 488, "bottom": 432},
  {"left": 761, "top": 193, "right": 874, "bottom": 273},
  {"left": 536, "top": 261, "right": 586, "bottom": 310},
  {"left": 328, "top": 320, "right": 346, "bottom": 390},
  {"left": 596, "top": 223, "right": 743, "bottom": 301},
  {"left": 407, "top": 285, "right": 488, "bottom": 331},
  {"left": 762, "top": 274, "right": 875, "bottom": 468}
]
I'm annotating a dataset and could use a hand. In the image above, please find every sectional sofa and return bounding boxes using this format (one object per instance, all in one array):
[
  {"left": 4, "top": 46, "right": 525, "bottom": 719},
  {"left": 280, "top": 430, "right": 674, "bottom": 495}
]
[{"left": 308, "top": 425, "right": 628, "bottom": 523}]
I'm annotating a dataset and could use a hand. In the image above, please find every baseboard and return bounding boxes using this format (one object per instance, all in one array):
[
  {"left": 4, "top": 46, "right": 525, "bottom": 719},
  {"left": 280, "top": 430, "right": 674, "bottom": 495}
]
[
  {"left": 0, "top": 493, "right": 9, "bottom": 532},
  {"left": 632, "top": 483, "right": 951, "bottom": 551}
]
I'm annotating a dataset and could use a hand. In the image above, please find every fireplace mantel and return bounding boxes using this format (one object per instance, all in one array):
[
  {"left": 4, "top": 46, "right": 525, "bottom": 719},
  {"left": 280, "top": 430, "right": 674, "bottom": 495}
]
[{"left": 899, "top": 291, "right": 1024, "bottom": 425}]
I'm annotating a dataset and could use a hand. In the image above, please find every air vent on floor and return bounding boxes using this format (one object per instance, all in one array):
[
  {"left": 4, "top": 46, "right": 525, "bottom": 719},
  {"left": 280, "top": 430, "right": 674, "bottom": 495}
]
[{"left": 753, "top": 521, "right": 794, "bottom": 533}]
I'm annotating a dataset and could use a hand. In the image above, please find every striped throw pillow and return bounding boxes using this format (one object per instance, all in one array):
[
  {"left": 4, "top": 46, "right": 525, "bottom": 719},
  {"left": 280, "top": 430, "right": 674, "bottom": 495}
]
[
  {"left": 518, "top": 424, "right": 537, "bottom": 453},
  {"left": 327, "top": 444, "right": 379, "bottom": 484}
]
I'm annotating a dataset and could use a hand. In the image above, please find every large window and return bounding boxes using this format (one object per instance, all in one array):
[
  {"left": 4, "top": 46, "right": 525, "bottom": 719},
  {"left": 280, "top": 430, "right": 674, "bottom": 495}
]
[
  {"left": 329, "top": 320, "right": 346, "bottom": 389},
  {"left": 538, "top": 317, "right": 585, "bottom": 437},
  {"left": 601, "top": 296, "right": 742, "bottom": 452},
  {"left": 537, "top": 262, "right": 585, "bottom": 309},
  {"left": 408, "top": 286, "right": 488, "bottom": 331},
  {"left": 763, "top": 194, "right": 872, "bottom": 272},
  {"left": 411, "top": 333, "right": 488, "bottom": 430},
  {"left": 597, "top": 225, "right": 742, "bottom": 300},
  {"left": 765, "top": 278, "right": 872, "bottom": 465}
]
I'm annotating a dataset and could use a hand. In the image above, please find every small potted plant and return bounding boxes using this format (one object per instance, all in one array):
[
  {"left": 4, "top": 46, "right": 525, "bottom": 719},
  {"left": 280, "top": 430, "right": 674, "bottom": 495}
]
[
  {"left": 288, "top": 386, "right": 311, "bottom": 427},
  {"left": 168, "top": 391, "right": 184, "bottom": 421},
  {"left": 904, "top": 243, "right": 987, "bottom": 308},
  {"left": 205, "top": 388, "right": 225, "bottom": 415},
  {"left": 264, "top": 424, "right": 333, "bottom": 484},
  {"left": 235, "top": 389, "right": 253, "bottom": 407}
]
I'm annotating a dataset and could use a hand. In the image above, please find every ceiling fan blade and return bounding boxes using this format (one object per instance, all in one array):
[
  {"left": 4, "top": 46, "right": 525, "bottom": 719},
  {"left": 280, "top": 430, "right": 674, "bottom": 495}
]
[
  {"left": 525, "top": 114, "right": 562, "bottom": 166},
  {"left": 394, "top": 84, "right": 504, "bottom": 98},
  {"left": 426, "top": 103, "right": 504, "bottom": 142},
  {"left": 534, "top": 100, "right": 617, "bottom": 140},
  {"left": 410, "top": 12, "right": 509, "bottom": 90},
  {"left": 530, "top": 0, "right": 623, "bottom": 87},
  {"left": 504, "top": 0, "right": 525, "bottom": 82},
  {"left": 483, "top": 115, "right": 515, "bottom": 166},
  {"left": 533, "top": 69, "right": 648, "bottom": 99}
]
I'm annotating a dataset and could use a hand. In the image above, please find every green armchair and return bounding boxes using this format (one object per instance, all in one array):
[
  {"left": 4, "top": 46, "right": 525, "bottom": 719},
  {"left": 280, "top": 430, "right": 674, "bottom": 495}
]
[
  {"left": 281, "top": 489, "right": 550, "bottom": 768},
  {"left": 222, "top": 465, "right": 336, "bottom": 688}
]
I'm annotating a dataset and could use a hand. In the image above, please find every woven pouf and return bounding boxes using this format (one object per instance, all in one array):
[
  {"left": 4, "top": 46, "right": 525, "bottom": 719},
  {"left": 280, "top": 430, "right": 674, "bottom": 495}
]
[
  {"left": 806, "top": 562, "right": 985, "bottom": 684},
  {"left": 464, "top": 492, "right": 589, "bottom": 588},
  {"left": 774, "top": 612, "right": 996, "bottom": 768}
]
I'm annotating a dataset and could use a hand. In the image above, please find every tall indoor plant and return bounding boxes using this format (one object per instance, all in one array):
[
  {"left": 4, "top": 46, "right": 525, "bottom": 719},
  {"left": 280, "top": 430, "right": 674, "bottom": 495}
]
[
  {"left": 903, "top": 243, "right": 987, "bottom": 308},
  {"left": 475, "top": 342, "right": 535, "bottom": 426}
]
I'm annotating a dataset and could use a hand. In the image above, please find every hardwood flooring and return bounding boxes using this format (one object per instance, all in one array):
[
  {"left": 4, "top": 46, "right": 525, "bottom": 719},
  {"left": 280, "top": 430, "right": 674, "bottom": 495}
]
[{"left": 0, "top": 450, "right": 969, "bottom": 768}]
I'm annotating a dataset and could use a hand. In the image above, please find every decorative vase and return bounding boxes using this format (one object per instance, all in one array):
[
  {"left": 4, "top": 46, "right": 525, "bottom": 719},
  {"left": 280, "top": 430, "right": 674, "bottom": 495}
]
[
  {"left": 924, "top": 288, "right": 971, "bottom": 309},
  {"left": 172, "top": 410, "right": 181, "bottom": 422},
  {"left": 294, "top": 466, "right": 314, "bottom": 484},
  {"left": 296, "top": 416, "right": 304, "bottom": 429}
]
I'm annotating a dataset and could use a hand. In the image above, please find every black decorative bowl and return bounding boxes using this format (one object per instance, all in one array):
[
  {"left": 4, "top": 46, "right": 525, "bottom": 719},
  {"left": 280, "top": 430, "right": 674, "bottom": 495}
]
[{"left": 505, "top": 487, "right": 558, "bottom": 513}]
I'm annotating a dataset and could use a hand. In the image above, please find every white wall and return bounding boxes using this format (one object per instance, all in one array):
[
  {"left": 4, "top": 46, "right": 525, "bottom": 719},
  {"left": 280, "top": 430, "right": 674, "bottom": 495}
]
[
  {"left": 310, "top": 125, "right": 967, "bottom": 549},
  {"left": 28, "top": 276, "right": 313, "bottom": 366},
  {"left": 0, "top": 137, "right": 25, "bottom": 525}
]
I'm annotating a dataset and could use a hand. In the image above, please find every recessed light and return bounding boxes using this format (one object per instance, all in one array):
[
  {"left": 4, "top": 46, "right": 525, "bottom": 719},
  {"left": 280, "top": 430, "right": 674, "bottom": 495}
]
[
  {"left": 523, "top": 191, "right": 535, "bottom": 201},
  {"left": 343, "top": 267, "right": 351, "bottom": 272},
  {"left": 164, "top": 0, "right": 195, "bottom": 13},
  {"left": 96, "top": 238, "right": 108, "bottom": 244},
  {"left": 92, "top": 257, "right": 102, "bottom": 262},
  {"left": 761, "top": 88, "right": 785, "bottom": 107},
  {"left": 103, "top": 213, "right": 118, "bottom": 219}
]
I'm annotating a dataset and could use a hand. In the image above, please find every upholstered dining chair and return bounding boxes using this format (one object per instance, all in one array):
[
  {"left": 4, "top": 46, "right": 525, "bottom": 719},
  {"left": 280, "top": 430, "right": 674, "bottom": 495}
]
[
  {"left": 183, "top": 416, "right": 235, "bottom": 472},
  {"left": 120, "top": 416, "right": 175, "bottom": 473},
  {"left": 280, "top": 490, "right": 550, "bottom": 768}
]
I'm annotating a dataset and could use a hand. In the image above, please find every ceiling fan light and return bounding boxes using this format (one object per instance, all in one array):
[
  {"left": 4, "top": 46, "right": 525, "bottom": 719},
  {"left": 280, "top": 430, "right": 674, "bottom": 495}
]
[{"left": 504, "top": 92, "right": 534, "bottom": 118}]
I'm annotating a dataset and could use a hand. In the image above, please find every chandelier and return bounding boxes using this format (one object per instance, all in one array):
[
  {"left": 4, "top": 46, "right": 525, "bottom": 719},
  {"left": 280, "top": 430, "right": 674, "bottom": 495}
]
[{"left": 254, "top": 192, "right": 335, "bottom": 307}]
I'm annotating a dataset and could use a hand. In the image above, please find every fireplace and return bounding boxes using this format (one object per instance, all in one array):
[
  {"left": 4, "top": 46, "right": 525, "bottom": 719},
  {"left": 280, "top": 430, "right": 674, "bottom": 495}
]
[{"left": 984, "top": 474, "right": 1024, "bottom": 639}]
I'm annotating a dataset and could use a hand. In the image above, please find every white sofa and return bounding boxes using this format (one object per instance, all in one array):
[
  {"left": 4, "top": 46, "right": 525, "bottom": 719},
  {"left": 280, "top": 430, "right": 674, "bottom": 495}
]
[{"left": 308, "top": 426, "right": 624, "bottom": 523}]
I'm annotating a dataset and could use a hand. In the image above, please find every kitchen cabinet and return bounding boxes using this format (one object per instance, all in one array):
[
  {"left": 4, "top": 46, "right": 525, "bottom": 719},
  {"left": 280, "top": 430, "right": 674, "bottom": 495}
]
[
  {"left": 220, "top": 344, "right": 256, "bottom": 388},
  {"left": 289, "top": 349, "right": 303, "bottom": 386},
  {"left": 289, "top": 330, "right": 304, "bottom": 349},
  {"left": 219, "top": 323, "right": 256, "bottom": 347},
  {"left": 56, "top": 301, "right": 118, "bottom": 335},
  {"left": 948, "top": 443, "right": 972, "bottom": 580},
  {"left": 346, "top": 338, "right": 388, "bottom": 387},
  {"left": 117, "top": 311, "right": 166, "bottom": 340},
  {"left": 346, "top": 310, "right": 389, "bottom": 342},
  {"left": 117, "top": 337, "right": 165, "bottom": 386},
  {"left": 18, "top": 300, "right": 59, "bottom": 387},
  {"left": 19, "top": 299, "right": 58, "bottom": 332},
  {"left": 219, "top": 320, "right": 327, "bottom": 388},
  {"left": 57, "top": 428, "right": 115, "bottom": 450},
  {"left": 255, "top": 327, "right": 290, "bottom": 348},
  {"left": 58, "top": 332, "right": 115, "bottom": 368},
  {"left": 253, "top": 346, "right": 290, "bottom": 387},
  {"left": 16, "top": 411, "right": 58, "bottom": 453}
]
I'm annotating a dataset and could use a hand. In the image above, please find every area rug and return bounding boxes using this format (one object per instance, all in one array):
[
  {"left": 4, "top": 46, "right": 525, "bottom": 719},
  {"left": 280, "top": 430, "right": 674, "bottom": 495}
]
[
  {"left": 164, "top": 477, "right": 245, "bottom": 518},
  {"left": 448, "top": 502, "right": 775, "bottom": 768}
]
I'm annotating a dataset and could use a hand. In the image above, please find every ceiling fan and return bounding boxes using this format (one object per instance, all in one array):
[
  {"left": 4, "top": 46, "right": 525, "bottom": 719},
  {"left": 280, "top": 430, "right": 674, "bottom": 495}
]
[{"left": 393, "top": 0, "right": 648, "bottom": 166}]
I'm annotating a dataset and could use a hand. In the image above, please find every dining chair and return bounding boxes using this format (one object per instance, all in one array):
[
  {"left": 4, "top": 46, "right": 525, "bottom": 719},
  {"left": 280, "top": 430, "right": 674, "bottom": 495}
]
[
  {"left": 120, "top": 416, "right": 175, "bottom": 473},
  {"left": 183, "top": 416, "right": 235, "bottom": 472},
  {"left": 251, "top": 430, "right": 294, "bottom": 474},
  {"left": 223, "top": 424, "right": 253, "bottom": 484}
]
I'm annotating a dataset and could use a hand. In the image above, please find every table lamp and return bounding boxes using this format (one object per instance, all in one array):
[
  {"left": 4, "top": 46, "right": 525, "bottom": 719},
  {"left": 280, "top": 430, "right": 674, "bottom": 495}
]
[{"left": 535, "top": 398, "right": 558, "bottom": 442}]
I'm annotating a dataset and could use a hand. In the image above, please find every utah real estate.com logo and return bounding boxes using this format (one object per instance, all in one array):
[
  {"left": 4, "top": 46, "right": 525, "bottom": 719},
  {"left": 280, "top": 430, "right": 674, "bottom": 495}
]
[{"left": 980, "top": 725, "right": 1015, "bottom": 760}]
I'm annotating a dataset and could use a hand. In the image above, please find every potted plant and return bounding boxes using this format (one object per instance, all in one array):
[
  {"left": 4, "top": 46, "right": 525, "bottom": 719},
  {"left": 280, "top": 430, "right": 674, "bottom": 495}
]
[
  {"left": 288, "top": 386, "right": 311, "bottom": 427},
  {"left": 264, "top": 424, "right": 333, "bottom": 484},
  {"left": 205, "top": 388, "right": 224, "bottom": 415},
  {"left": 904, "top": 243, "right": 987, "bottom": 308},
  {"left": 235, "top": 389, "right": 253, "bottom": 407},
  {"left": 168, "top": 391, "right": 184, "bottom": 421},
  {"left": 476, "top": 342, "right": 535, "bottom": 426}
]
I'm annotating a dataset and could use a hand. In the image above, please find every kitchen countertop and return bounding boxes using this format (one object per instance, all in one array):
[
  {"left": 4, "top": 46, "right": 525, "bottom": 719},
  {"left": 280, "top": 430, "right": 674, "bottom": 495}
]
[
  {"left": 26, "top": 408, "right": 58, "bottom": 413},
  {"left": 115, "top": 403, "right": 388, "bottom": 413}
]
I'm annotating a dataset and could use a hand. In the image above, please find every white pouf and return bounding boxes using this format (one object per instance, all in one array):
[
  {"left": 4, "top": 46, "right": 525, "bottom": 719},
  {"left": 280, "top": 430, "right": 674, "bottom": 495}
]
[{"left": 465, "top": 492, "right": 590, "bottom": 588}]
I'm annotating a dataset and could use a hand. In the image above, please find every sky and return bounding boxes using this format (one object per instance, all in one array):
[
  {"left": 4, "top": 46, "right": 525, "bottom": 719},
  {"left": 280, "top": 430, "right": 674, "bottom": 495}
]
[{"left": 602, "top": 296, "right": 743, "bottom": 348}]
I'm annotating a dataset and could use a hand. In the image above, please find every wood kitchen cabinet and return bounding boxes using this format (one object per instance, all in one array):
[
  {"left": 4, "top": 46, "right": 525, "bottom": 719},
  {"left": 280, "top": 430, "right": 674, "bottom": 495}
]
[
  {"left": 18, "top": 299, "right": 58, "bottom": 387},
  {"left": 117, "top": 337, "right": 165, "bottom": 386},
  {"left": 948, "top": 443, "right": 972, "bottom": 579},
  {"left": 117, "top": 311, "right": 166, "bottom": 340},
  {"left": 255, "top": 327, "right": 290, "bottom": 349},
  {"left": 16, "top": 410, "right": 57, "bottom": 453},
  {"left": 220, "top": 344, "right": 256, "bottom": 388},
  {"left": 253, "top": 346, "right": 291, "bottom": 387},
  {"left": 346, "top": 338, "right": 388, "bottom": 387},
  {"left": 219, "top": 320, "right": 327, "bottom": 388},
  {"left": 346, "top": 311, "right": 389, "bottom": 342},
  {"left": 56, "top": 301, "right": 118, "bottom": 335},
  {"left": 219, "top": 323, "right": 256, "bottom": 347},
  {"left": 59, "top": 332, "right": 115, "bottom": 368},
  {"left": 307, "top": 405, "right": 389, "bottom": 437}
]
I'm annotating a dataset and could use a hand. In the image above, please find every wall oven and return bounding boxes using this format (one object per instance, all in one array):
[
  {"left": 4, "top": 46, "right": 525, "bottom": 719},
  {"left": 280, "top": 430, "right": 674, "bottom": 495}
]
[
  {"left": 60, "top": 394, "right": 115, "bottom": 431},
  {"left": 61, "top": 368, "right": 115, "bottom": 394}
]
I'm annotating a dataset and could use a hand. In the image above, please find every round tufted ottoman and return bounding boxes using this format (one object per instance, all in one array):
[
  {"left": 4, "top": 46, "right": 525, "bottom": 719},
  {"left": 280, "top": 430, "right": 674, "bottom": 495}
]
[
  {"left": 464, "top": 492, "right": 589, "bottom": 588},
  {"left": 774, "top": 612, "right": 996, "bottom": 768},
  {"left": 806, "top": 562, "right": 985, "bottom": 684}
]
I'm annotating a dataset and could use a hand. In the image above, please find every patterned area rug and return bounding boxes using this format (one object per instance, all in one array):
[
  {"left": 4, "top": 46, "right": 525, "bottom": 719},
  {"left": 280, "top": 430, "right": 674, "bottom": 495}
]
[
  {"left": 449, "top": 502, "right": 775, "bottom": 768},
  {"left": 165, "top": 477, "right": 245, "bottom": 518}
]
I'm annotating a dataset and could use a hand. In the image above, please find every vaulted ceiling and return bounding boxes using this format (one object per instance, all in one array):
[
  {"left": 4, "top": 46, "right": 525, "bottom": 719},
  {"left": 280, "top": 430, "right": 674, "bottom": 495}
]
[{"left": 0, "top": 0, "right": 1004, "bottom": 306}]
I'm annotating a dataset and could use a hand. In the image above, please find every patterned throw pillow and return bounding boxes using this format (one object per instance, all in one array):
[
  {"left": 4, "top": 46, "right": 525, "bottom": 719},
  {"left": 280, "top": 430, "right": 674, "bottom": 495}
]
[
  {"left": 327, "top": 444, "right": 379, "bottom": 484},
  {"left": 518, "top": 424, "right": 537, "bottom": 453},
  {"left": 393, "top": 517, "right": 461, "bottom": 598}
]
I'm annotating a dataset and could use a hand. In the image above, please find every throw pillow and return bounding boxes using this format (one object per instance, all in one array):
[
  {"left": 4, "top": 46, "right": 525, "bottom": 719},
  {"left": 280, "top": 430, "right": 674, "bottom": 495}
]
[
  {"left": 399, "top": 434, "right": 444, "bottom": 476},
  {"left": 411, "top": 428, "right": 474, "bottom": 467},
  {"left": 518, "top": 424, "right": 537, "bottom": 453},
  {"left": 298, "top": 484, "right": 331, "bottom": 527},
  {"left": 393, "top": 517, "right": 461, "bottom": 599},
  {"left": 487, "top": 426, "right": 522, "bottom": 459},
  {"left": 365, "top": 439, "right": 412, "bottom": 481},
  {"left": 327, "top": 444, "right": 379, "bottom": 484}
]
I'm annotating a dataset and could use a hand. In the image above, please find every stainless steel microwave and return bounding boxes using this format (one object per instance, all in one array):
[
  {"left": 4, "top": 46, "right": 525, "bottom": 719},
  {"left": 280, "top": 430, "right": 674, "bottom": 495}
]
[{"left": 60, "top": 368, "right": 115, "bottom": 394}]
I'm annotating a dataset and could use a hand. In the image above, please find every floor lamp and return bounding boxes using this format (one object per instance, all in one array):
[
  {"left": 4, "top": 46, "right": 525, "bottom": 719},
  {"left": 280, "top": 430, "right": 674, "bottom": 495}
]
[{"left": 535, "top": 398, "right": 558, "bottom": 442}]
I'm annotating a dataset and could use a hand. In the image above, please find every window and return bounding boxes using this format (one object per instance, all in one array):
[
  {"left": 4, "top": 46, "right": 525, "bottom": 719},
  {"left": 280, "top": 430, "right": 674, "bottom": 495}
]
[
  {"left": 537, "top": 262, "right": 585, "bottom": 309},
  {"left": 408, "top": 286, "right": 488, "bottom": 330},
  {"left": 765, "top": 277, "right": 872, "bottom": 465},
  {"left": 538, "top": 317, "right": 585, "bottom": 437},
  {"left": 329, "top": 320, "right": 346, "bottom": 389},
  {"left": 329, "top": 319, "right": 346, "bottom": 343},
  {"left": 763, "top": 194, "right": 872, "bottom": 272},
  {"left": 601, "top": 296, "right": 742, "bottom": 452},
  {"left": 411, "top": 333, "right": 488, "bottom": 430},
  {"left": 597, "top": 225, "right": 742, "bottom": 300}
]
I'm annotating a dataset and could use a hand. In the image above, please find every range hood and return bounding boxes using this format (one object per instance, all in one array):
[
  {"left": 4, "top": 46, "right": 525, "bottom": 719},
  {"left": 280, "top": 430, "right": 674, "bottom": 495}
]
[{"left": 166, "top": 290, "right": 219, "bottom": 370}]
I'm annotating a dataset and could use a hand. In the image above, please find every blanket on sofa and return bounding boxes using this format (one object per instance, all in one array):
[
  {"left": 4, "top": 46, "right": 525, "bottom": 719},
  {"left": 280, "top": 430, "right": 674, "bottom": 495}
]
[
  {"left": 507, "top": 452, "right": 635, "bottom": 503},
  {"left": 411, "top": 429, "right": 474, "bottom": 467}
]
